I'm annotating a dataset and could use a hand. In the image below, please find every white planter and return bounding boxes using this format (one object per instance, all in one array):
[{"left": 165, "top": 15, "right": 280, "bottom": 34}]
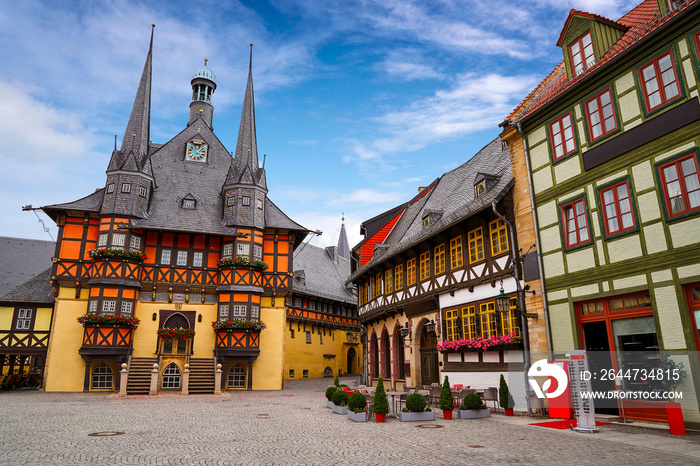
[
  {"left": 332, "top": 405, "right": 348, "bottom": 415},
  {"left": 327, "top": 400, "right": 334, "bottom": 409},
  {"left": 348, "top": 410, "right": 367, "bottom": 422},
  {"left": 457, "top": 409, "right": 491, "bottom": 419},
  {"left": 398, "top": 411, "right": 436, "bottom": 422}
]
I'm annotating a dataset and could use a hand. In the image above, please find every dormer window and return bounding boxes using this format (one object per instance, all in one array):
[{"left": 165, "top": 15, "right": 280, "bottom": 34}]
[
  {"left": 182, "top": 199, "right": 196, "bottom": 209},
  {"left": 121, "top": 183, "right": 131, "bottom": 193},
  {"left": 475, "top": 180, "right": 486, "bottom": 197},
  {"left": 227, "top": 197, "right": 235, "bottom": 207},
  {"left": 423, "top": 215, "right": 429, "bottom": 227},
  {"left": 569, "top": 31, "right": 595, "bottom": 75}
]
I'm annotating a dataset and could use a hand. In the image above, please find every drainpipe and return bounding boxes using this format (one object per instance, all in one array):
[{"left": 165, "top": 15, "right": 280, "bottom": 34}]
[
  {"left": 492, "top": 201, "right": 532, "bottom": 414},
  {"left": 516, "top": 121, "right": 554, "bottom": 361}
]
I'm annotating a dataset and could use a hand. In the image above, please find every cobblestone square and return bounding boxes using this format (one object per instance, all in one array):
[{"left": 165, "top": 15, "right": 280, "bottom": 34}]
[{"left": 2, "top": 378, "right": 699, "bottom": 465}]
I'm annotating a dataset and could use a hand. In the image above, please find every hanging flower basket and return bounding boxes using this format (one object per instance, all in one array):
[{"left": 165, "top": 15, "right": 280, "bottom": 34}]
[
  {"left": 157, "top": 328, "right": 195, "bottom": 339},
  {"left": 77, "top": 314, "right": 140, "bottom": 328},
  {"left": 437, "top": 333, "right": 521, "bottom": 353},
  {"left": 211, "top": 319, "right": 266, "bottom": 331},
  {"left": 89, "top": 248, "right": 147, "bottom": 262},
  {"left": 216, "top": 256, "right": 268, "bottom": 270}
]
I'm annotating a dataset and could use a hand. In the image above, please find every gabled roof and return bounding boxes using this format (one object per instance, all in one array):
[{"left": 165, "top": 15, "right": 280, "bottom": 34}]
[
  {"left": 349, "top": 137, "right": 513, "bottom": 281},
  {"left": 556, "top": 9, "right": 628, "bottom": 46},
  {"left": 506, "top": 0, "right": 697, "bottom": 124},
  {"left": 0, "top": 236, "right": 54, "bottom": 301},
  {"left": 0, "top": 268, "right": 53, "bottom": 304},
  {"left": 293, "top": 243, "right": 355, "bottom": 304}
]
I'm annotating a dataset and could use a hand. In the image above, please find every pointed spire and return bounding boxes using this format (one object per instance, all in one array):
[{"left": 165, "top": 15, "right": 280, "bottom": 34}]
[
  {"left": 233, "top": 43, "right": 266, "bottom": 189},
  {"left": 111, "top": 24, "right": 153, "bottom": 171},
  {"left": 337, "top": 213, "right": 350, "bottom": 261}
]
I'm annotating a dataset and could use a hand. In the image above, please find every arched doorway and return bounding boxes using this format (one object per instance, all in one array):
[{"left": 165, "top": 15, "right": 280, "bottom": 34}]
[
  {"left": 370, "top": 333, "right": 379, "bottom": 378},
  {"left": 347, "top": 347, "right": 356, "bottom": 374},
  {"left": 419, "top": 322, "right": 439, "bottom": 386},
  {"left": 382, "top": 330, "right": 391, "bottom": 378},
  {"left": 160, "top": 313, "right": 192, "bottom": 355}
]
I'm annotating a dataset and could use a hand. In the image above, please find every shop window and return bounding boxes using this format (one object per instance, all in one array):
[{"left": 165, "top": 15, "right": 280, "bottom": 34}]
[
  {"left": 657, "top": 153, "right": 700, "bottom": 219},
  {"left": 489, "top": 219, "right": 509, "bottom": 255},
  {"left": 461, "top": 306, "right": 477, "bottom": 339},
  {"left": 419, "top": 251, "right": 430, "bottom": 281},
  {"left": 480, "top": 302, "right": 497, "bottom": 338},
  {"left": 395, "top": 264, "right": 403, "bottom": 290},
  {"left": 569, "top": 31, "right": 595, "bottom": 75},
  {"left": 303, "top": 370, "right": 309, "bottom": 378},
  {"left": 406, "top": 258, "right": 416, "bottom": 286},
  {"left": 560, "top": 197, "right": 592, "bottom": 249},
  {"left": 91, "top": 361, "right": 113, "bottom": 390},
  {"left": 638, "top": 50, "right": 681, "bottom": 113},
  {"left": 450, "top": 236, "right": 463, "bottom": 269},
  {"left": 161, "top": 363, "right": 181, "bottom": 389},
  {"left": 549, "top": 111, "right": 577, "bottom": 161},
  {"left": 580, "top": 301, "right": 604, "bottom": 315},
  {"left": 598, "top": 179, "right": 637, "bottom": 237},
  {"left": 584, "top": 87, "right": 618, "bottom": 143},
  {"left": 434, "top": 244, "right": 445, "bottom": 275},
  {"left": 227, "top": 362, "right": 246, "bottom": 388},
  {"left": 468, "top": 227, "right": 484, "bottom": 263}
]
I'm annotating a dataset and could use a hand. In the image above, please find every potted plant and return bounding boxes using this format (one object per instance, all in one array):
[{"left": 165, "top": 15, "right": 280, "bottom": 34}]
[
  {"left": 333, "top": 375, "right": 340, "bottom": 387},
  {"left": 325, "top": 386, "right": 338, "bottom": 409},
  {"left": 373, "top": 377, "right": 389, "bottom": 422},
  {"left": 499, "top": 374, "right": 515, "bottom": 416},
  {"left": 458, "top": 392, "right": 491, "bottom": 419},
  {"left": 399, "top": 393, "right": 435, "bottom": 422},
  {"left": 660, "top": 354, "right": 688, "bottom": 435},
  {"left": 439, "top": 375, "right": 454, "bottom": 419},
  {"left": 331, "top": 388, "right": 349, "bottom": 415},
  {"left": 347, "top": 392, "right": 368, "bottom": 422}
]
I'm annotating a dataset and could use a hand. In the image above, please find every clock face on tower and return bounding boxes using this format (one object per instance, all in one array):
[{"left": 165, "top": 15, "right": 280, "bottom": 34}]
[{"left": 186, "top": 141, "right": 208, "bottom": 162}]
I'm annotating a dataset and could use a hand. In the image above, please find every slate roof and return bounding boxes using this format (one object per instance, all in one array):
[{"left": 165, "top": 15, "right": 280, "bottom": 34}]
[
  {"left": 506, "top": 0, "right": 697, "bottom": 124},
  {"left": 0, "top": 236, "right": 55, "bottom": 301},
  {"left": 42, "top": 189, "right": 104, "bottom": 220},
  {"left": 293, "top": 243, "right": 355, "bottom": 304},
  {"left": 1, "top": 268, "right": 53, "bottom": 304},
  {"left": 349, "top": 137, "right": 513, "bottom": 281}
]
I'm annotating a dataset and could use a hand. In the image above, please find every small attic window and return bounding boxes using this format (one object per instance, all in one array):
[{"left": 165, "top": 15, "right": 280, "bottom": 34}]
[
  {"left": 182, "top": 199, "right": 196, "bottom": 209},
  {"left": 475, "top": 180, "right": 486, "bottom": 197},
  {"left": 569, "top": 31, "right": 595, "bottom": 75},
  {"left": 423, "top": 215, "right": 430, "bottom": 227}
]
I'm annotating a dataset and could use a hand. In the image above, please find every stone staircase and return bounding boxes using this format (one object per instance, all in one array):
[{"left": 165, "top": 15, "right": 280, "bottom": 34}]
[
  {"left": 188, "top": 358, "right": 216, "bottom": 394},
  {"left": 126, "top": 357, "right": 158, "bottom": 395}
]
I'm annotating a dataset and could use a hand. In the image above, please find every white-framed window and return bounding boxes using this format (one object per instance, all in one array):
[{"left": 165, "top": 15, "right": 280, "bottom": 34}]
[
  {"left": 223, "top": 243, "right": 233, "bottom": 257},
  {"left": 112, "top": 234, "right": 126, "bottom": 247},
  {"left": 251, "top": 305, "right": 259, "bottom": 319},
  {"left": 256, "top": 198, "right": 263, "bottom": 209},
  {"left": 89, "top": 300, "right": 98, "bottom": 314},
  {"left": 193, "top": 252, "right": 203, "bottom": 267},
  {"left": 242, "top": 196, "right": 251, "bottom": 206},
  {"left": 177, "top": 251, "right": 187, "bottom": 266},
  {"left": 182, "top": 199, "right": 195, "bottom": 209},
  {"left": 309, "top": 301, "right": 316, "bottom": 310},
  {"left": 102, "top": 300, "right": 116, "bottom": 315},
  {"left": 253, "top": 245, "right": 262, "bottom": 261},
  {"left": 161, "top": 249, "right": 171, "bottom": 265},
  {"left": 227, "top": 362, "right": 246, "bottom": 388},
  {"left": 294, "top": 297, "right": 302, "bottom": 307},
  {"left": 16, "top": 309, "right": 32, "bottom": 330},
  {"left": 227, "top": 197, "right": 235, "bottom": 206},
  {"left": 129, "top": 236, "right": 141, "bottom": 251},
  {"left": 139, "top": 186, "right": 147, "bottom": 197},
  {"left": 237, "top": 243, "right": 250, "bottom": 257},
  {"left": 121, "top": 301, "right": 133, "bottom": 316},
  {"left": 306, "top": 331, "right": 311, "bottom": 344},
  {"left": 91, "top": 361, "right": 113, "bottom": 390},
  {"left": 107, "top": 183, "right": 115, "bottom": 193},
  {"left": 98, "top": 234, "right": 108, "bottom": 247},
  {"left": 219, "top": 304, "right": 229, "bottom": 319},
  {"left": 233, "top": 305, "right": 247, "bottom": 317},
  {"left": 121, "top": 183, "right": 131, "bottom": 193}
]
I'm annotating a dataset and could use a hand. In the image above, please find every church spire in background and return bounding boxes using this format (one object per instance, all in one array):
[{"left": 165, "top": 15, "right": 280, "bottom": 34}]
[{"left": 337, "top": 213, "right": 350, "bottom": 261}]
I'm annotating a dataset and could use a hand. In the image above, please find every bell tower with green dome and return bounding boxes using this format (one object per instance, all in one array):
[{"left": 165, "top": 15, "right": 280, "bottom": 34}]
[{"left": 189, "top": 58, "right": 216, "bottom": 128}]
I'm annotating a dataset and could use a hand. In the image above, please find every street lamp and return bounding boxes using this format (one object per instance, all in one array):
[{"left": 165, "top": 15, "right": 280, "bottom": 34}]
[
  {"left": 398, "top": 323, "right": 412, "bottom": 353},
  {"left": 424, "top": 320, "right": 436, "bottom": 335}
]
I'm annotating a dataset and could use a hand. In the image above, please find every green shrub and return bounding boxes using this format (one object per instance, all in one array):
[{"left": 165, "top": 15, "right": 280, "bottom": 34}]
[
  {"left": 348, "top": 392, "right": 367, "bottom": 412},
  {"left": 339, "top": 384, "right": 349, "bottom": 388},
  {"left": 460, "top": 392, "right": 485, "bottom": 410},
  {"left": 325, "top": 386, "right": 338, "bottom": 401},
  {"left": 373, "top": 377, "right": 389, "bottom": 414},
  {"left": 333, "top": 375, "right": 340, "bottom": 387},
  {"left": 331, "top": 389, "right": 349, "bottom": 406},
  {"left": 405, "top": 393, "right": 427, "bottom": 412},
  {"left": 499, "top": 374, "right": 515, "bottom": 409},
  {"left": 439, "top": 375, "right": 454, "bottom": 411}
]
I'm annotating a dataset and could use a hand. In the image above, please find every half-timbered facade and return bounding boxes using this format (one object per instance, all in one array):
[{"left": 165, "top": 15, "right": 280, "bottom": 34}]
[
  {"left": 350, "top": 138, "right": 545, "bottom": 401},
  {"left": 501, "top": 0, "right": 700, "bottom": 426},
  {"left": 39, "top": 30, "right": 309, "bottom": 393}
]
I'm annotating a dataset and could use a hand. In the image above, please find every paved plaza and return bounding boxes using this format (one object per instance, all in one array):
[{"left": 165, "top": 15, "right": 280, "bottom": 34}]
[{"left": 1, "top": 377, "right": 700, "bottom": 465}]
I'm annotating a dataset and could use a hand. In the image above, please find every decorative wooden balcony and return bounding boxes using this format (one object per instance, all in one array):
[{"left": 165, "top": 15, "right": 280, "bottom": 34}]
[
  {"left": 77, "top": 314, "right": 139, "bottom": 358},
  {"left": 212, "top": 320, "right": 264, "bottom": 359}
]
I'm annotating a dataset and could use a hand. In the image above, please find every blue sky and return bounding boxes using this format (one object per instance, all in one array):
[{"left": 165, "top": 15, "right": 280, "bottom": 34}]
[{"left": 0, "top": 0, "right": 640, "bottom": 249}]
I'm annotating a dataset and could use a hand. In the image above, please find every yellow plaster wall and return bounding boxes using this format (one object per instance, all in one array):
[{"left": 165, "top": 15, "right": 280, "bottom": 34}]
[
  {"left": 35, "top": 307, "right": 53, "bottom": 331},
  {"left": 0, "top": 306, "right": 13, "bottom": 329},
  {"left": 284, "top": 326, "right": 362, "bottom": 380},
  {"left": 252, "top": 305, "right": 285, "bottom": 390},
  {"left": 44, "top": 293, "right": 89, "bottom": 392}
]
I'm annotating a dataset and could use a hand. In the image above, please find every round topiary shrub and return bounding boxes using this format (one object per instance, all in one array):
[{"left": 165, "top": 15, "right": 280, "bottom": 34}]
[
  {"left": 405, "top": 393, "right": 427, "bottom": 412},
  {"left": 326, "top": 386, "right": 338, "bottom": 401},
  {"left": 461, "top": 392, "right": 485, "bottom": 410},
  {"left": 331, "top": 388, "right": 349, "bottom": 406},
  {"left": 348, "top": 391, "right": 367, "bottom": 413}
]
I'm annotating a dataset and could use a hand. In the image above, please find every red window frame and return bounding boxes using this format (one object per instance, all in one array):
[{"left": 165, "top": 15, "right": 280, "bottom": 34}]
[
  {"left": 638, "top": 50, "right": 681, "bottom": 113},
  {"left": 561, "top": 197, "right": 591, "bottom": 249},
  {"left": 598, "top": 180, "right": 636, "bottom": 237},
  {"left": 657, "top": 153, "right": 700, "bottom": 219},
  {"left": 549, "top": 111, "right": 577, "bottom": 161},
  {"left": 584, "top": 88, "right": 618, "bottom": 143},
  {"left": 569, "top": 31, "right": 595, "bottom": 75}
]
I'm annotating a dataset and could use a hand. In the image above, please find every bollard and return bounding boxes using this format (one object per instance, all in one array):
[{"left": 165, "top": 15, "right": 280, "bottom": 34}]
[
  {"left": 182, "top": 363, "right": 190, "bottom": 396},
  {"left": 214, "top": 363, "right": 222, "bottom": 395},
  {"left": 149, "top": 363, "right": 159, "bottom": 396},
  {"left": 119, "top": 363, "right": 128, "bottom": 396}
]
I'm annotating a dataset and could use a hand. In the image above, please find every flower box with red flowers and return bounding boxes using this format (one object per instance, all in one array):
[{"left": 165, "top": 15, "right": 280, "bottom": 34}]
[
  {"left": 216, "top": 256, "right": 268, "bottom": 270},
  {"left": 156, "top": 328, "right": 195, "bottom": 339},
  {"left": 88, "top": 248, "right": 147, "bottom": 262},
  {"left": 437, "top": 333, "right": 522, "bottom": 353}
]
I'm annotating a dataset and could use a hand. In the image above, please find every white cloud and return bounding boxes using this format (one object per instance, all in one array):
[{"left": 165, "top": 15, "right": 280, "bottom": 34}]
[
  {"left": 326, "top": 189, "right": 405, "bottom": 205},
  {"left": 378, "top": 48, "right": 444, "bottom": 81}
]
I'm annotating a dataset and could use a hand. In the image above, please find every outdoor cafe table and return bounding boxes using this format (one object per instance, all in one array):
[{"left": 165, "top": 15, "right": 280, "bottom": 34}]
[{"left": 386, "top": 391, "right": 409, "bottom": 417}]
